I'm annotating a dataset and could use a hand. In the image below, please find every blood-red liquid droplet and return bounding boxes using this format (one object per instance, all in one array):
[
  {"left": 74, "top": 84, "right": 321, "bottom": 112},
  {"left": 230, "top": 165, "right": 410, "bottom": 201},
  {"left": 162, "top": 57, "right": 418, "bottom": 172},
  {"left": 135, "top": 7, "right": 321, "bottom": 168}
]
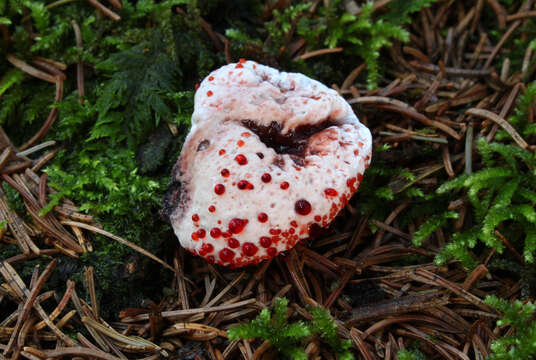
[
  {"left": 214, "top": 184, "right": 225, "bottom": 195},
  {"left": 206, "top": 255, "right": 215, "bottom": 264},
  {"left": 258, "top": 213, "right": 268, "bottom": 223},
  {"left": 289, "top": 228, "right": 295, "bottom": 234},
  {"left": 222, "top": 231, "right": 231, "bottom": 238},
  {"left": 242, "top": 242, "right": 258, "bottom": 256},
  {"left": 261, "top": 173, "right": 272, "bottom": 183},
  {"left": 202, "top": 243, "right": 214, "bottom": 253},
  {"left": 267, "top": 247, "right": 277, "bottom": 257},
  {"left": 191, "top": 232, "right": 199, "bottom": 241},
  {"left": 237, "top": 140, "right": 245, "bottom": 147},
  {"left": 229, "top": 218, "right": 247, "bottom": 234},
  {"left": 192, "top": 214, "right": 199, "bottom": 222},
  {"left": 314, "top": 215, "right": 322, "bottom": 222},
  {"left": 221, "top": 169, "right": 230, "bottom": 177},
  {"left": 210, "top": 228, "right": 222, "bottom": 238},
  {"left": 295, "top": 199, "right": 312, "bottom": 215},
  {"left": 228, "top": 238, "right": 239, "bottom": 248},
  {"left": 219, "top": 149, "right": 226, "bottom": 156},
  {"left": 235, "top": 154, "right": 247, "bottom": 165},
  {"left": 269, "top": 229, "right": 281, "bottom": 235},
  {"left": 235, "top": 63, "right": 244, "bottom": 68},
  {"left": 207, "top": 90, "right": 213, "bottom": 97},
  {"left": 290, "top": 220, "right": 298, "bottom": 227},
  {"left": 237, "top": 180, "right": 253, "bottom": 190},
  {"left": 239, "top": 58, "right": 246, "bottom": 63},
  {"left": 260, "top": 236, "right": 271, "bottom": 248},
  {"left": 219, "top": 248, "right": 235, "bottom": 262},
  {"left": 208, "top": 76, "right": 214, "bottom": 81},
  {"left": 324, "top": 188, "right": 338, "bottom": 196},
  {"left": 280, "top": 181, "right": 289, "bottom": 190},
  {"left": 357, "top": 173, "right": 364, "bottom": 182},
  {"left": 197, "top": 229, "right": 206, "bottom": 238},
  {"left": 208, "top": 205, "right": 216, "bottom": 213}
]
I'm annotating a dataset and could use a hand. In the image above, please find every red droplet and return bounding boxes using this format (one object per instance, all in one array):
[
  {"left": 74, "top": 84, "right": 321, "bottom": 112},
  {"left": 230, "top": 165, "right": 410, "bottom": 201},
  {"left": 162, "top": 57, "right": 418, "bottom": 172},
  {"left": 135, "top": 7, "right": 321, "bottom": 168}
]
[
  {"left": 289, "top": 228, "right": 295, "bottom": 234},
  {"left": 354, "top": 149, "right": 359, "bottom": 156},
  {"left": 314, "top": 215, "right": 322, "bottom": 222},
  {"left": 210, "top": 228, "right": 222, "bottom": 238},
  {"left": 267, "top": 247, "right": 277, "bottom": 257},
  {"left": 235, "top": 154, "right": 247, "bottom": 165},
  {"left": 261, "top": 173, "right": 272, "bottom": 183},
  {"left": 357, "top": 173, "right": 364, "bottom": 182},
  {"left": 191, "top": 232, "right": 199, "bottom": 241},
  {"left": 235, "top": 63, "right": 244, "bottom": 68},
  {"left": 269, "top": 228, "right": 281, "bottom": 235},
  {"left": 219, "top": 248, "right": 235, "bottom": 262},
  {"left": 219, "top": 149, "right": 226, "bottom": 156},
  {"left": 324, "top": 188, "right": 338, "bottom": 197},
  {"left": 202, "top": 243, "right": 214, "bottom": 253},
  {"left": 258, "top": 213, "right": 268, "bottom": 223},
  {"left": 206, "top": 255, "right": 215, "bottom": 264},
  {"left": 242, "top": 242, "right": 258, "bottom": 256},
  {"left": 237, "top": 180, "right": 254, "bottom": 190},
  {"left": 228, "top": 238, "right": 239, "bottom": 248},
  {"left": 260, "top": 236, "right": 271, "bottom": 248},
  {"left": 290, "top": 220, "right": 298, "bottom": 227},
  {"left": 208, "top": 205, "right": 216, "bottom": 213},
  {"left": 280, "top": 181, "right": 289, "bottom": 190},
  {"left": 192, "top": 214, "right": 199, "bottom": 222},
  {"left": 221, "top": 169, "right": 230, "bottom": 177},
  {"left": 239, "top": 58, "right": 246, "bottom": 63},
  {"left": 242, "top": 132, "right": 251, "bottom": 137},
  {"left": 295, "top": 199, "right": 312, "bottom": 215},
  {"left": 214, "top": 184, "right": 225, "bottom": 195},
  {"left": 237, "top": 140, "right": 245, "bottom": 147},
  {"left": 208, "top": 76, "right": 214, "bottom": 81},
  {"left": 207, "top": 90, "right": 213, "bottom": 97},
  {"left": 229, "top": 218, "right": 247, "bottom": 234},
  {"left": 197, "top": 229, "right": 206, "bottom": 238}
]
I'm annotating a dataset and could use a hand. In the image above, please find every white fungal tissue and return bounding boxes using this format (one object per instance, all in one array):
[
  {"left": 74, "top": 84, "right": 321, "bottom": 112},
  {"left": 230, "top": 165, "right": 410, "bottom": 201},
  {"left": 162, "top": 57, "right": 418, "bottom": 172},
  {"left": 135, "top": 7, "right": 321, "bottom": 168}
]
[{"left": 163, "top": 59, "right": 372, "bottom": 267}]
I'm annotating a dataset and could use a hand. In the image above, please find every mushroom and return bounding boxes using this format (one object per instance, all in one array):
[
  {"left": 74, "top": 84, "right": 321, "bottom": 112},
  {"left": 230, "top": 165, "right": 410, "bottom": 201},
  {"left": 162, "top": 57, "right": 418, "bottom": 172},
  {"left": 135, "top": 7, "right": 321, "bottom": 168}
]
[{"left": 163, "top": 59, "right": 372, "bottom": 267}]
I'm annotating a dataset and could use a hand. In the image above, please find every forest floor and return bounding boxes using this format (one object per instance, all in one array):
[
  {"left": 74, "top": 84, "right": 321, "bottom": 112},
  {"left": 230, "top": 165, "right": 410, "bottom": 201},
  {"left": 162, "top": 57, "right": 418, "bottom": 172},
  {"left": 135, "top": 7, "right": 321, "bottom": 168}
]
[{"left": 1, "top": 0, "right": 536, "bottom": 359}]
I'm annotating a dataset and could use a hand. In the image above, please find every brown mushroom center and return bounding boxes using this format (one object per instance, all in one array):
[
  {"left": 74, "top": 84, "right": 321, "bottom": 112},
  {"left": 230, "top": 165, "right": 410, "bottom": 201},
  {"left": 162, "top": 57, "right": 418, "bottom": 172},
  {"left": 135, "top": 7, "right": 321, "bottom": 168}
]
[{"left": 241, "top": 120, "right": 336, "bottom": 158}]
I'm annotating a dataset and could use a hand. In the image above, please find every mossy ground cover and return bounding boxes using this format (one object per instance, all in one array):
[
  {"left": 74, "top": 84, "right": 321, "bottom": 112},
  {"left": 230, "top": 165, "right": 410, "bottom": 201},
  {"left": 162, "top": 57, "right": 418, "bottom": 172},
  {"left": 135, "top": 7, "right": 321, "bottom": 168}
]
[{"left": 1, "top": 0, "right": 536, "bottom": 359}]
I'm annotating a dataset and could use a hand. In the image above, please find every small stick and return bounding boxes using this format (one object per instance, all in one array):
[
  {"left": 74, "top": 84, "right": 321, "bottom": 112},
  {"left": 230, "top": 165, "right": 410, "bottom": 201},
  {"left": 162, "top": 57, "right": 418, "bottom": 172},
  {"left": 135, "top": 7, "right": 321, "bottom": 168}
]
[
  {"left": 6, "top": 55, "right": 57, "bottom": 83},
  {"left": 87, "top": 0, "right": 121, "bottom": 21},
  {"left": 16, "top": 141, "right": 56, "bottom": 157},
  {"left": 31, "top": 59, "right": 66, "bottom": 80},
  {"left": 72, "top": 20, "right": 85, "bottom": 104},
  {"left": 506, "top": 10, "right": 536, "bottom": 22},
  {"left": 294, "top": 47, "right": 343, "bottom": 61},
  {"left": 465, "top": 124, "right": 473, "bottom": 175},
  {"left": 467, "top": 108, "right": 528, "bottom": 149},
  {"left": 61, "top": 221, "right": 175, "bottom": 272}
]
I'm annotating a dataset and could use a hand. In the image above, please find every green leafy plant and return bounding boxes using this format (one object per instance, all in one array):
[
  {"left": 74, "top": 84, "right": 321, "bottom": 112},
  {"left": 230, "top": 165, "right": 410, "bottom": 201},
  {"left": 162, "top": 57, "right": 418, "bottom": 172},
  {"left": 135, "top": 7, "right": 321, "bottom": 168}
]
[
  {"left": 417, "top": 139, "right": 536, "bottom": 268},
  {"left": 228, "top": 297, "right": 354, "bottom": 360},
  {"left": 397, "top": 348, "right": 427, "bottom": 360},
  {"left": 485, "top": 295, "right": 536, "bottom": 360}
]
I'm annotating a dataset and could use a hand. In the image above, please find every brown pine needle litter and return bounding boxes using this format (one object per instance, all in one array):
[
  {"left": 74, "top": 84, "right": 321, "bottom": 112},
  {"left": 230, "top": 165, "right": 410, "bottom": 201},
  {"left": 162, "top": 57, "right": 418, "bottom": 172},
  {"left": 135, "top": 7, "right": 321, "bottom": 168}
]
[{"left": 2, "top": 0, "right": 536, "bottom": 359}]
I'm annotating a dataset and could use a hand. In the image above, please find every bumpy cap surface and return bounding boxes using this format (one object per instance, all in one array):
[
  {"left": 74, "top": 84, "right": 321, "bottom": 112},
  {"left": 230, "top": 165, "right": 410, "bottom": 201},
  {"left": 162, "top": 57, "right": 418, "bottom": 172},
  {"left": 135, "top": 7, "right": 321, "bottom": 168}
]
[{"left": 163, "top": 59, "right": 372, "bottom": 267}]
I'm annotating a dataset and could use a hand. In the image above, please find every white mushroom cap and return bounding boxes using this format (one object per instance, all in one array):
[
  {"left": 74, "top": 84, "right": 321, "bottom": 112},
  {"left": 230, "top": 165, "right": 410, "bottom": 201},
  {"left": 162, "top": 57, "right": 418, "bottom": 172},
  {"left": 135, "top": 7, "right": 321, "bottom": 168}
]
[{"left": 164, "top": 60, "right": 372, "bottom": 267}]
